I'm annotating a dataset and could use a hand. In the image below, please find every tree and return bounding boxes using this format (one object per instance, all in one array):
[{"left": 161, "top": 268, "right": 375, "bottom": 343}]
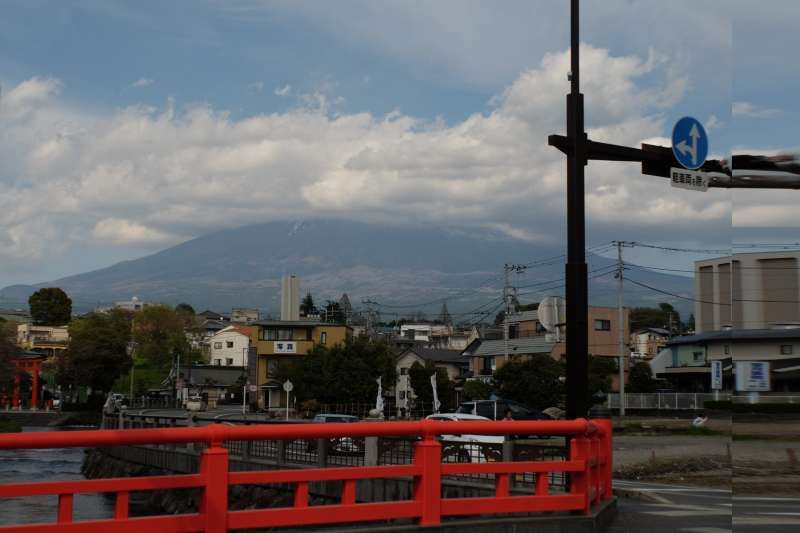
[
  {"left": 628, "top": 361, "right": 657, "bottom": 393},
  {"left": 492, "top": 355, "right": 564, "bottom": 409},
  {"left": 29, "top": 288, "right": 72, "bottom": 326},
  {"left": 686, "top": 313, "right": 696, "bottom": 332},
  {"left": 629, "top": 303, "right": 681, "bottom": 333},
  {"left": 588, "top": 356, "right": 617, "bottom": 395},
  {"left": 300, "top": 292, "right": 316, "bottom": 317},
  {"left": 408, "top": 360, "right": 455, "bottom": 411},
  {"left": 57, "top": 309, "right": 132, "bottom": 394},
  {"left": 463, "top": 379, "right": 491, "bottom": 401},
  {"left": 132, "top": 305, "right": 192, "bottom": 370},
  {"left": 276, "top": 337, "right": 396, "bottom": 405},
  {"left": 175, "top": 303, "right": 195, "bottom": 316},
  {"left": 0, "top": 322, "right": 21, "bottom": 396}
]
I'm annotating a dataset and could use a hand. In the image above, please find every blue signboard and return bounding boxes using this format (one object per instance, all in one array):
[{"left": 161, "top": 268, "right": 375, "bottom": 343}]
[{"left": 671, "top": 116, "right": 708, "bottom": 170}]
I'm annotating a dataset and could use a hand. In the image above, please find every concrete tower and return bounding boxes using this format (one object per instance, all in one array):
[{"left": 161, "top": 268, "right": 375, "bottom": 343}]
[{"left": 281, "top": 274, "right": 300, "bottom": 321}]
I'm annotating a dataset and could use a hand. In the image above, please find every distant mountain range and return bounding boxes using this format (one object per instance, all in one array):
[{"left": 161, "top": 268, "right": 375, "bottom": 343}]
[{"left": 0, "top": 220, "right": 695, "bottom": 319}]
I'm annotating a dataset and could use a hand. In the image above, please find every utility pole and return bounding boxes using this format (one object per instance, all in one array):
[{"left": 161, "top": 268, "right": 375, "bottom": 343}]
[
  {"left": 502, "top": 264, "right": 526, "bottom": 361},
  {"left": 242, "top": 346, "right": 248, "bottom": 418},
  {"left": 563, "top": 0, "right": 588, "bottom": 419},
  {"left": 614, "top": 241, "right": 627, "bottom": 416}
]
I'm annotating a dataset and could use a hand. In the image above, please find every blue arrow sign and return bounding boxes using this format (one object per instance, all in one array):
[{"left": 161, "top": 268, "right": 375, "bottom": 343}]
[{"left": 672, "top": 116, "right": 708, "bottom": 170}]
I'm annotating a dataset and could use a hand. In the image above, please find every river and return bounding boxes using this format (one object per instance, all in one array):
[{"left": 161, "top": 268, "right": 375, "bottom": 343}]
[{"left": 0, "top": 426, "right": 114, "bottom": 526}]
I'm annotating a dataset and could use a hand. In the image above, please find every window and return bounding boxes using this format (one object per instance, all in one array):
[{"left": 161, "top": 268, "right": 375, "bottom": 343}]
[
  {"left": 278, "top": 329, "right": 293, "bottom": 340},
  {"left": 400, "top": 367, "right": 408, "bottom": 375},
  {"left": 724, "top": 344, "right": 730, "bottom": 355},
  {"left": 781, "top": 345, "right": 793, "bottom": 355},
  {"left": 226, "top": 358, "right": 234, "bottom": 366},
  {"left": 213, "top": 342, "right": 223, "bottom": 349},
  {"left": 320, "top": 332, "right": 327, "bottom": 345},
  {"left": 226, "top": 341, "right": 234, "bottom": 348},
  {"left": 594, "top": 319, "right": 611, "bottom": 331},
  {"left": 267, "top": 360, "right": 279, "bottom": 376},
  {"left": 399, "top": 391, "right": 406, "bottom": 400},
  {"left": 693, "top": 351, "right": 705, "bottom": 363},
  {"left": 213, "top": 359, "right": 221, "bottom": 366},
  {"left": 264, "top": 329, "right": 278, "bottom": 341},
  {"left": 509, "top": 324, "right": 519, "bottom": 339}
]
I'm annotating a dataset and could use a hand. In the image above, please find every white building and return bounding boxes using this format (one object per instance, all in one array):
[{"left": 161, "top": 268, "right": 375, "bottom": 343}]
[
  {"left": 208, "top": 325, "right": 253, "bottom": 367},
  {"left": 281, "top": 275, "right": 300, "bottom": 321},
  {"left": 695, "top": 251, "right": 800, "bottom": 333},
  {"left": 231, "top": 308, "right": 259, "bottom": 324},
  {"left": 114, "top": 296, "right": 150, "bottom": 312}
]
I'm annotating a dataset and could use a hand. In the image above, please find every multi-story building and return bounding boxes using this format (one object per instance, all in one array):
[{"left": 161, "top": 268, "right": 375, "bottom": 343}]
[
  {"left": 16, "top": 324, "right": 69, "bottom": 358},
  {"left": 208, "top": 325, "right": 253, "bottom": 367},
  {"left": 250, "top": 320, "right": 351, "bottom": 409},
  {"left": 695, "top": 251, "right": 800, "bottom": 333},
  {"left": 114, "top": 296, "right": 150, "bottom": 312},
  {"left": 630, "top": 328, "right": 671, "bottom": 359},
  {"left": 394, "top": 347, "right": 467, "bottom": 415}
]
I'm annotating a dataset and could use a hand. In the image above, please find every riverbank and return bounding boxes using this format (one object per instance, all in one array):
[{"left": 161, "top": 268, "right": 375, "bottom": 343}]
[{"left": 0, "top": 418, "right": 21, "bottom": 433}]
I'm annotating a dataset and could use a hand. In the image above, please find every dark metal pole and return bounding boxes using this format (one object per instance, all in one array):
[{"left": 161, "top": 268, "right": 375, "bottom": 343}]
[{"left": 565, "top": 0, "right": 589, "bottom": 419}]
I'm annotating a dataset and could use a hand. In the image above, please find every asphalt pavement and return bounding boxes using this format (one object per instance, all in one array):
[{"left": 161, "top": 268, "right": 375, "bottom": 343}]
[{"left": 610, "top": 480, "right": 800, "bottom": 532}]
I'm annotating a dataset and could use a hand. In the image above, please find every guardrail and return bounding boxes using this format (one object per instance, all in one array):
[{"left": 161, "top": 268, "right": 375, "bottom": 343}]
[
  {"left": 607, "top": 392, "right": 730, "bottom": 410},
  {"left": 0, "top": 418, "right": 612, "bottom": 532}
]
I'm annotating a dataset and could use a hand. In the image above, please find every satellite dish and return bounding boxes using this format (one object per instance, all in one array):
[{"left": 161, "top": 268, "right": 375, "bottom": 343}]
[{"left": 538, "top": 296, "right": 566, "bottom": 332}]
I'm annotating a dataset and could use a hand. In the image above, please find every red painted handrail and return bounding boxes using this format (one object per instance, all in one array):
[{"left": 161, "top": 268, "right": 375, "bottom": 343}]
[{"left": 0, "top": 418, "right": 613, "bottom": 532}]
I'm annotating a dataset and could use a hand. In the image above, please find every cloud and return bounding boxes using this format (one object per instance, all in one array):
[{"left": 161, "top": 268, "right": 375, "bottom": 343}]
[
  {"left": 130, "top": 77, "right": 154, "bottom": 88},
  {"left": 0, "top": 45, "right": 735, "bottom": 277},
  {"left": 732, "top": 101, "right": 781, "bottom": 119},
  {"left": 274, "top": 84, "right": 291, "bottom": 97},
  {"left": 93, "top": 218, "right": 175, "bottom": 244}
]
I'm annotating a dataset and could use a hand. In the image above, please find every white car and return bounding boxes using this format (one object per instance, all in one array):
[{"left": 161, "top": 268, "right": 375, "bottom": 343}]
[{"left": 426, "top": 413, "right": 504, "bottom": 445}]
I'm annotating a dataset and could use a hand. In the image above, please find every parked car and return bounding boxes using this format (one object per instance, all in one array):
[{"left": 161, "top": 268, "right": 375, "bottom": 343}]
[
  {"left": 427, "top": 413, "right": 502, "bottom": 463},
  {"left": 426, "top": 413, "right": 504, "bottom": 444},
  {"left": 456, "top": 399, "right": 551, "bottom": 421},
  {"left": 308, "top": 414, "right": 362, "bottom": 454}
]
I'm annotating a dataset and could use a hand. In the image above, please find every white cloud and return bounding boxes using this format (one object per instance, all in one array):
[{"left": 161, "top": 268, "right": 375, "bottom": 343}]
[
  {"left": 130, "top": 77, "right": 154, "bottom": 88},
  {"left": 732, "top": 101, "right": 781, "bottom": 119},
  {"left": 274, "top": 84, "right": 291, "bottom": 97},
  {"left": 0, "top": 45, "right": 738, "bottom": 275},
  {"left": 247, "top": 81, "right": 265, "bottom": 94},
  {"left": 93, "top": 218, "right": 174, "bottom": 244}
]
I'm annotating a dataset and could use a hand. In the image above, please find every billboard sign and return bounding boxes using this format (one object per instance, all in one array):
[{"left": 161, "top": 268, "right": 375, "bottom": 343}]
[
  {"left": 274, "top": 341, "right": 297, "bottom": 354},
  {"left": 735, "top": 361, "right": 770, "bottom": 392},
  {"left": 710, "top": 360, "right": 723, "bottom": 390}
]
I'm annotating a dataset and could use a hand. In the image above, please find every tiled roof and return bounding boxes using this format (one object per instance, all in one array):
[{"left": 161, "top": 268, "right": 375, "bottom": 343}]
[
  {"left": 402, "top": 347, "right": 467, "bottom": 364},
  {"left": 471, "top": 337, "right": 555, "bottom": 357}
]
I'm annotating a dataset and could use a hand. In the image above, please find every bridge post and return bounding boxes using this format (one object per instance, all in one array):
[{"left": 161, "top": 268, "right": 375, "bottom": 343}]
[
  {"left": 277, "top": 439, "right": 286, "bottom": 466},
  {"left": 502, "top": 437, "right": 514, "bottom": 489},
  {"left": 413, "top": 426, "right": 441, "bottom": 526},
  {"left": 317, "top": 438, "right": 329, "bottom": 468},
  {"left": 199, "top": 434, "right": 229, "bottom": 533}
]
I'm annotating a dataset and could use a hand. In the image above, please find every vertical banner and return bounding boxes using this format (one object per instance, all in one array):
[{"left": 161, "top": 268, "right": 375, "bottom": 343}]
[
  {"left": 710, "top": 360, "right": 723, "bottom": 390},
  {"left": 430, "top": 374, "right": 441, "bottom": 414}
]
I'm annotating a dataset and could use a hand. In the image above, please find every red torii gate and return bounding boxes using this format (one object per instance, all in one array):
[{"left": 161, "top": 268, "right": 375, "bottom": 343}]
[{"left": 4, "top": 352, "right": 46, "bottom": 409}]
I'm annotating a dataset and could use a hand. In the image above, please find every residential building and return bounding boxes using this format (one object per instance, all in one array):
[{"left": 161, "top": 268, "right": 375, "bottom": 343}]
[
  {"left": 114, "top": 296, "right": 150, "bottom": 312},
  {"left": 394, "top": 347, "right": 467, "bottom": 415},
  {"left": 187, "top": 318, "right": 227, "bottom": 353},
  {"left": 652, "top": 327, "right": 800, "bottom": 393},
  {"left": 230, "top": 308, "right": 259, "bottom": 324},
  {"left": 208, "top": 325, "right": 253, "bottom": 367},
  {"left": 695, "top": 251, "right": 800, "bottom": 333},
  {"left": 250, "top": 320, "right": 352, "bottom": 409},
  {"left": 196, "top": 310, "right": 230, "bottom": 322},
  {"left": 184, "top": 365, "right": 247, "bottom": 409},
  {"left": 630, "top": 328, "right": 671, "bottom": 359},
  {"left": 464, "top": 337, "right": 557, "bottom": 381},
  {"left": 16, "top": 324, "right": 69, "bottom": 357}
]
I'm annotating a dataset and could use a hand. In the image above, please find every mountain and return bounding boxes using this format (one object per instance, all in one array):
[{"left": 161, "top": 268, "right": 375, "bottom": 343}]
[{"left": 0, "top": 220, "right": 695, "bottom": 319}]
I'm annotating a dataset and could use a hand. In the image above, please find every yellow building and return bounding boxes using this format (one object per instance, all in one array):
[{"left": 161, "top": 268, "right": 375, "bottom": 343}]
[{"left": 250, "top": 320, "right": 351, "bottom": 409}]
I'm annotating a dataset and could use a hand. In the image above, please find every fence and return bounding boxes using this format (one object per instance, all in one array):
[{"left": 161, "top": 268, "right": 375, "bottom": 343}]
[
  {"left": 607, "top": 392, "right": 729, "bottom": 410},
  {"left": 0, "top": 418, "right": 611, "bottom": 532}
]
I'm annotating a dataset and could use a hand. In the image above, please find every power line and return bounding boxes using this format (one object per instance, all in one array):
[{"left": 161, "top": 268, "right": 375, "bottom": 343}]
[{"left": 623, "top": 242, "right": 731, "bottom": 255}]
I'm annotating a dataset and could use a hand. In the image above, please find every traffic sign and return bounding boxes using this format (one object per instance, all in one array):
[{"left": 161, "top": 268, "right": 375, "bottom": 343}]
[
  {"left": 283, "top": 380, "right": 294, "bottom": 393},
  {"left": 670, "top": 167, "right": 708, "bottom": 192},
  {"left": 672, "top": 116, "right": 708, "bottom": 170}
]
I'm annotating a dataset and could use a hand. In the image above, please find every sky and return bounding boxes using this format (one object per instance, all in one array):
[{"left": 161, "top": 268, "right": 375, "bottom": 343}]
[{"left": 0, "top": 0, "right": 798, "bottom": 287}]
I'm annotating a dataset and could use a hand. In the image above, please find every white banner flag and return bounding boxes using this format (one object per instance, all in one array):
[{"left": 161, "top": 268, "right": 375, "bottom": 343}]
[{"left": 430, "top": 374, "right": 441, "bottom": 413}]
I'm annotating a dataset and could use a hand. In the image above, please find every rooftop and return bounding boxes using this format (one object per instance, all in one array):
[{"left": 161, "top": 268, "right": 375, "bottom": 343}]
[
  {"left": 470, "top": 337, "right": 555, "bottom": 357},
  {"left": 667, "top": 328, "right": 800, "bottom": 346}
]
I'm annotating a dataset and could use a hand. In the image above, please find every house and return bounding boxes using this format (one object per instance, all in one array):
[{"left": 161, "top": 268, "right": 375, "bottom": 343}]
[
  {"left": 397, "top": 323, "right": 472, "bottom": 350},
  {"left": 114, "top": 296, "right": 150, "bottom": 312},
  {"left": 187, "top": 318, "right": 227, "bottom": 353},
  {"left": 230, "top": 308, "right": 260, "bottom": 324},
  {"left": 695, "top": 250, "right": 800, "bottom": 333},
  {"left": 464, "top": 337, "right": 557, "bottom": 381},
  {"left": 250, "top": 320, "right": 352, "bottom": 410},
  {"left": 196, "top": 310, "right": 230, "bottom": 322},
  {"left": 630, "top": 328, "right": 671, "bottom": 359},
  {"left": 208, "top": 325, "right": 253, "bottom": 367},
  {"left": 394, "top": 347, "right": 467, "bottom": 415},
  {"left": 653, "top": 327, "right": 800, "bottom": 393},
  {"left": 184, "top": 365, "right": 246, "bottom": 409},
  {"left": 16, "top": 324, "right": 69, "bottom": 358}
]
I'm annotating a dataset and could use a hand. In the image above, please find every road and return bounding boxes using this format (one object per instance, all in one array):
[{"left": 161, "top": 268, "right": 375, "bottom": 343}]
[{"left": 610, "top": 480, "right": 800, "bottom": 532}]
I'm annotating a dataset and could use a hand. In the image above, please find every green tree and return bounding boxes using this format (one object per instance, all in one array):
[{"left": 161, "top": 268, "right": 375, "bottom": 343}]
[
  {"left": 630, "top": 303, "right": 681, "bottom": 333},
  {"left": 300, "top": 292, "right": 316, "bottom": 317},
  {"left": 588, "top": 356, "right": 617, "bottom": 395},
  {"left": 0, "top": 323, "right": 21, "bottom": 395},
  {"left": 58, "top": 309, "right": 132, "bottom": 394},
  {"left": 408, "top": 360, "right": 455, "bottom": 411},
  {"left": 492, "top": 355, "right": 564, "bottom": 409},
  {"left": 276, "top": 337, "right": 396, "bottom": 404},
  {"left": 28, "top": 288, "right": 72, "bottom": 326},
  {"left": 132, "top": 305, "right": 192, "bottom": 370},
  {"left": 628, "top": 361, "right": 657, "bottom": 393},
  {"left": 463, "top": 379, "right": 491, "bottom": 401},
  {"left": 175, "top": 303, "right": 195, "bottom": 316}
]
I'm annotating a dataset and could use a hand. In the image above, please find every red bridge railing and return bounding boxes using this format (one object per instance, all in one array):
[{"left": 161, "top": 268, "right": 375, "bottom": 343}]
[{"left": 0, "top": 418, "right": 612, "bottom": 532}]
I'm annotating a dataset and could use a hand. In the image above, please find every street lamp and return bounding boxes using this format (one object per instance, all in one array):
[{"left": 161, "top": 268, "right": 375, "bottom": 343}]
[{"left": 126, "top": 341, "right": 137, "bottom": 405}]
